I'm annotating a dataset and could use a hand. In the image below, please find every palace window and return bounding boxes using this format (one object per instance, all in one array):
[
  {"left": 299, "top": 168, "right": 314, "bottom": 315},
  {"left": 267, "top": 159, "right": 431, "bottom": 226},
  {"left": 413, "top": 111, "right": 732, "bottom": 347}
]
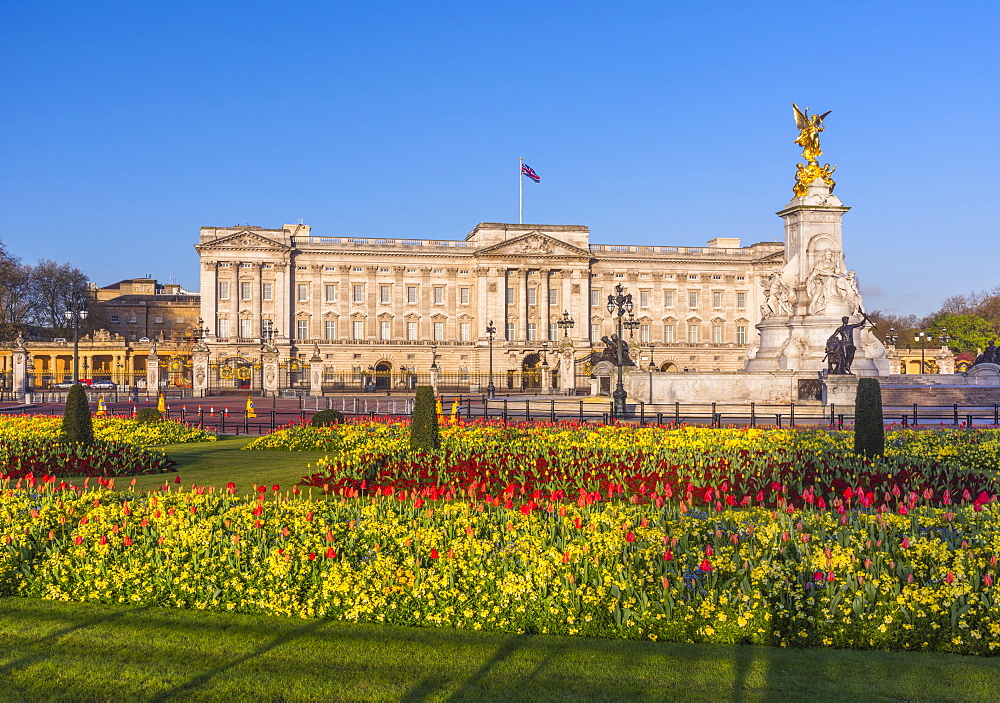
[
  {"left": 737, "top": 292, "right": 746, "bottom": 308},
  {"left": 433, "top": 287, "right": 444, "bottom": 305},
  {"left": 406, "top": 286, "right": 417, "bottom": 304},
  {"left": 526, "top": 323, "right": 537, "bottom": 341},
  {"left": 460, "top": 287, "right": 470, "bottom": 305},
  {"left": 352, "top": 284, "right": 364, "bottom": 304},
  {"left": 737, "top": 325, "right": 747, "bottom": 344},
  {"left": 688, "top": 291, "right": 699, "bottom": 308},
  {"left": 527, "top": 288, "right": 537, "bottom": 306},
  {"left": 590, "top": 324, "right": 600, "bottom": 342},
  {"left": 261, "top": 319, "right": 274, "bottom": 337},
  {"left": 713, "top": 291, "right": 723, "bottom": 308},
  {"left": 549, "top": 323, "right": 558, "bottom": 341},
  {"left": 688, "top": 324, "right": 700, "bottom": 344},
  {"left": 506, "top": 287, "right": 516, "bottom": 305},
  {"left": 664, "top": 291, "right": 674, "bottom": 308},
  {"left": 433, "top": 322, "right": 445, "bottom": 341},
  {"left": 380, "top": 321, "right": 391, "bottom": 340},
  {"left": 591, "top": 289, "right": 601, "bottom": 307},
  {"left": 325, "top": 284, "right": 336, "bottom": 303},
  {"left": 640, "top": 324, "right": 650, "bottom": 343},
  {"left": 297, "top": 284, "right": 309, "bottom": 302},
  {"left": 664, "top": 324, "right": 675, "bottom": 343},
  {"left": 352, "top": 321, "right": 364, "bottom": 340},
  {"left": 325, "top": 320, "right": 336, "bottom": 340},
  {"left": 110, "top": 315, "right": 119, "bottom": 323},
  {"left": 296, "top": 320, "right": 308, "bottom": 339},
  {"left": 640, "top": 290, "right": 650, "bottom": 308},
  {"left": 549, "top": 288, "right": 558, "bottom": 305},
  {"left": 240, "top": 282, "right": 252, "bottom": 300},
  {"left": 505, "top": 322, "right": 515, "bottom": 341},
  {"left": 460, "top": 322, "right": 471, "bottom": 341},
  {"left": 380, "top": 285, "right": 391, "bottom": 304},
  {"left": 217, "top": 318, "right": 230, "bottom": 338},
  {"left": 240, "top": 319, "right": 253, "bottom": 338},
  {"left": 262, "top": 283, "right": 273, "bottom": 301},
  {"left": 712, "top": 324, "right": 724, "bottom": 344},
  {"left": 217, "top": 281, "right": 230, "bottom": 300},
  {"left": 407, "top": 321, "right": 418, "bottom": 340}
]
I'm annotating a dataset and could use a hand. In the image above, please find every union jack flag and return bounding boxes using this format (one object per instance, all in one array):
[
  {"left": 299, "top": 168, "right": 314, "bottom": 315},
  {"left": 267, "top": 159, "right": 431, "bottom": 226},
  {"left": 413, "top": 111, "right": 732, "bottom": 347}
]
[{"left": 521, "top": 163, "right": 540, "bottom": 182}]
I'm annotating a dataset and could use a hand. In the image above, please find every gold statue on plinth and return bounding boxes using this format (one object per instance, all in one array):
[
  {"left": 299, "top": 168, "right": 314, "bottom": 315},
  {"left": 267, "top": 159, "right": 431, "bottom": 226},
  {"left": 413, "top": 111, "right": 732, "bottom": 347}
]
[{"left": 792, "top": 103, "right": 836, "bottom": 196}]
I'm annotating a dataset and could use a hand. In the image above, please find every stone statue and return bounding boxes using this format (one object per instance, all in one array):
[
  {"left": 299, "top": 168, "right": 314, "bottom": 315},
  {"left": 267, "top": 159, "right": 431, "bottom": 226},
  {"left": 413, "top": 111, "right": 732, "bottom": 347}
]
[
  {"left": 824, "top": 315, "right": 870, "bottom": 375},
  {"left": 761, "top": 274, "right": 794, "bottom": 318},
  {"left": 792, "top": 103, "right": 837, "bottom": 196},
  {"left": 805, "top": 248, "right": 846, "bottom": 315},
  {"left": 14, "top": 331, "right": 25, "bottom": 348},
  {"left": 836, "top": 270, "right": 863, "bottom": 316}
]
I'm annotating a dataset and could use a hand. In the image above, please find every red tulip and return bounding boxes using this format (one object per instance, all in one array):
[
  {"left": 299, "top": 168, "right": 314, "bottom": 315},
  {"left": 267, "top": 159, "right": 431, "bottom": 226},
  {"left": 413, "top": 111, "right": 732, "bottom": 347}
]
[
  {"left": 946, "top": 571, "right": 955, "bottom": 584},
  {"left": 326, "top": 548, "right": 337, "bottom": 559},
  {"left": 663, "top": 550, "right": 673, "bottom": 561},
  {"left": 700, "top": 559, "right": 712, "bottom": 572},
  {"left": 430, "top": 549, "right": 439, "bottom": 559},
  {"left": 625, "top": 531, "right": 636, "bottom": 543}
]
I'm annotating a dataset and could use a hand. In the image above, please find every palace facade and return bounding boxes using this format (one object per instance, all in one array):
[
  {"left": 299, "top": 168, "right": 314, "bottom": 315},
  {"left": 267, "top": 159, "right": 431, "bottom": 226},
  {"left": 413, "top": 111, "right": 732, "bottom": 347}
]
[{"left": 195, "top": 222, "right": 784, "bottom": 392}]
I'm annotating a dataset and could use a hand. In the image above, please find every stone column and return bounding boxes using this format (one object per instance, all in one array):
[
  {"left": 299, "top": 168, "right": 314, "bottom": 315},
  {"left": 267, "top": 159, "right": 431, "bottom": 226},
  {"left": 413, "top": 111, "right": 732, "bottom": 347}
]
[
  {"left": 253, "top": 263, "right": 264, "bottom": 339},
  {"left": 261, "top": 348, "right": 280, "bottom": 397},
  {"left": 542, "top": 269, "right": 552, "bottom": 341},
  {"left": 309, "top": 344, "right": 324, "bottom": 397},
  {"left": 203, "top": 261, "right": 219, "bottom": 341},
  {"left": 192, "top": 347, "right": 210, "bottom": 398},
  {"left": 430, "top": 365, "right": 440, "bottom": 394},
  {"left": 516, "top": 269, "right": 528, "bottom": 341},
  {"left": 146, "top": 347, "right": 160, "bottom": 399},
  {"left": 12, "top": 342, "right": 29, "bottom": 401},
  {"left": 541, "top": 357, "right": 551, "bottom": 393},
  {"left": 935, "top": 347, "right": 955, "bottom": 375}
]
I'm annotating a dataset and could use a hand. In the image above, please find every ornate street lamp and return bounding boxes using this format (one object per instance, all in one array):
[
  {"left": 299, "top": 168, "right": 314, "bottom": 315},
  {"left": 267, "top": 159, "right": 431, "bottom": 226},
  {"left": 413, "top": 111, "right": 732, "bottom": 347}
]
[
  {"left": 485, "top": 320, "right": 496, "bottom": 399},
  {"left": 886, "top": 327, "right": 898, "bottom": 347},
  {"left": 606, "top": 282, "right": 634, "bottom": 417},
  {"left": 63, "top": 304, "right": 88, "bottom": 384},
  {"left": 939, "top": 327, "right": 952, "bottom": 348},
  {"left": 915, "top": 330, "right": 933, "bottom": 374},
  {"left": 623, "top": 313, "right": 641, "bottom": 337},
  {"left": 430, "top": 343, "right": 438, "bottom": 371},
  {"left": 648, "top": 342, "right": 655, "bottom": 403},
  {"left": 557, "top": 310, "right": 575, "bottom": 338}
]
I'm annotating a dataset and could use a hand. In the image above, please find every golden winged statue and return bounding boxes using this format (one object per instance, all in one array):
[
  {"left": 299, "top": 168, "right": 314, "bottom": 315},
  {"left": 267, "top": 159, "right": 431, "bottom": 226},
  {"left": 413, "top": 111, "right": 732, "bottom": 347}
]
[{"left": 791, "top": 103, "right": 836, "bottom": 196}]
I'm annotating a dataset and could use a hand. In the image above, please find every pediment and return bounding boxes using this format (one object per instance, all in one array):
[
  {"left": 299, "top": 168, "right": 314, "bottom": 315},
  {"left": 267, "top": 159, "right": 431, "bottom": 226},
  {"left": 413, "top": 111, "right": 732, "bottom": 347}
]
[
  {"left": 196, "top": 230, "right": 290, "bottom": 252},
  {"left": 475, "top": 232, "right": 591, "bottom": 259}
]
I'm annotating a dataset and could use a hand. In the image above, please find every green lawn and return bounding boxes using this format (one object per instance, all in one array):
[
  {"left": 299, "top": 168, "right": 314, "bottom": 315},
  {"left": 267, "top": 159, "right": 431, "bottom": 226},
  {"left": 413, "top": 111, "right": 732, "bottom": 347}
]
[
  {"left": 132, "top": 437, "right": 330, "bottom": 495},
  {"left": 0, "top": 597, "right": 997, "bottom": 701}
]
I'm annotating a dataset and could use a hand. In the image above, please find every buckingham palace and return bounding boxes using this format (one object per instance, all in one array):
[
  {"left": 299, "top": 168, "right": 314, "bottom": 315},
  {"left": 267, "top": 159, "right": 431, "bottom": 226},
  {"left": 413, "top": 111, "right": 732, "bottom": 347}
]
[{"left": 194, "top": 221, "right": 784, "bottom": 394}]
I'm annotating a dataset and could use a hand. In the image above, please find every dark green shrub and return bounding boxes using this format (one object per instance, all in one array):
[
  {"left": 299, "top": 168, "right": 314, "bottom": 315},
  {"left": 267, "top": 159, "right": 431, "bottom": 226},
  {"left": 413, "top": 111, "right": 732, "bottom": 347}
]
[
  {"left": 62, "top": 384, "right": 94, "bottom": 445},
  {"left": 409, "top": 385, "right": 440, "bottom": 451},
  {"left": 311, "top": 409, "right": 345, "bottom": 427},
  {"left": 135, "top": 407, "right": 163, "bottom": 424},
  {"left": 854, "top": 377, "right": 884, "bottom": 459}
]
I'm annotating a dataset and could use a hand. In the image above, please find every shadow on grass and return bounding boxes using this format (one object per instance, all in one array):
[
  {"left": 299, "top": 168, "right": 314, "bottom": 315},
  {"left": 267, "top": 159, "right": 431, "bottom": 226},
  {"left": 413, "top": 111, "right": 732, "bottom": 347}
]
[
  {"left": 400, "top": 633, "right": 531, "bottom": 702},
  {"left": 0, "top": 604, "right": 149, "bottom": 676},
  {"left": 149, "top": 617, "right": 329, "bottom": 702}
]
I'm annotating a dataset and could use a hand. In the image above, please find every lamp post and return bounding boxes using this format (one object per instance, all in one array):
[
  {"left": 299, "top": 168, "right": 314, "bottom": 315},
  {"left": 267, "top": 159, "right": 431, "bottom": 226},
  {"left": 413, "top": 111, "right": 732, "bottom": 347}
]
[
  {"left": 540, "top": 340, "right": 549, "bottom": 392},
  {"left": 623, "top": 313, "right": 641, "bottom": 338},
  {"left": 606, "top": 282, "right": 634, "bottom": 417},
  {"left": 557, "top": 310, "right": 575, "bottom": 338},
  {"left": 485, "top": 320, "right": 496, "bottom": 399},
  {"left": 63, "top": 305, "right": 89, "bottom": 384},
  {"left": 430, "top": 344, "right": 438, "bottom": 371},
  {"left": 194, "top": 317, "right": 210, "bottom": 341},
  {"left": 886, "top": 327, "right": 898, "bottom": 348},
  {"left": 915, "top": 330, "right": 933, "bottom": 374},
  {"left": 648, "top": 342, "right": 655, "bottom": 403}
]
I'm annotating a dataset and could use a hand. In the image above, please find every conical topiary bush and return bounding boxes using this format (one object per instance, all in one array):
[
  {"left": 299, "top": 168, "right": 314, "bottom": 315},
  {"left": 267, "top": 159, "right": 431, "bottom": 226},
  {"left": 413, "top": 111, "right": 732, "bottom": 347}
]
[
  {"left": 62, "top": 383, "right": 94, "bottom": 445},
  {"left": 409, "top": 385, "right": 441, "bottom": 451},
  {"left": 853, "top": 377, "right": 884, "bottom": 459}
]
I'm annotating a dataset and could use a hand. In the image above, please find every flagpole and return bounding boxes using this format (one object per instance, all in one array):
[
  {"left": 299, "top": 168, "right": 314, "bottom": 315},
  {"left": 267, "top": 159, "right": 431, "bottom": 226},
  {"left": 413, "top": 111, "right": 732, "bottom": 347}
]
[{"left": 519, "top": 157, "right": 523, "bottom": 224}]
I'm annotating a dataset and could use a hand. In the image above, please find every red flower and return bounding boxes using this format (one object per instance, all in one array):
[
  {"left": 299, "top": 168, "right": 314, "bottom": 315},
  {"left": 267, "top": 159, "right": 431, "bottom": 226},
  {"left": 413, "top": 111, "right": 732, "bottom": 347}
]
[
  {"left": 663, "top": 550, "right": 673, "bottom": 561},
  {"left": 901, "top": 537, "right": 910, "bottom": 549},
  {"left": 430, "top": 549, "right": 439, "bottom": 559},
  {"left": 272, "top": 484, "right": 280, "bottom": 492},
  {"left": 946, "top": 571, "right": 955, "bottom": 584},
  {"left": 705, "top": 545, "right": 714, "bottom": 556},
  {"left": 123, "top": 535, "right": 132, "bottom": 546},
  {"left": 562, "top": 551, "right": 570, "bottom": 563},
  {"left": 326, "top": 547, "right": 337, "bottom": 559},
  {"left": 700, "top": 559, "right": 712, "bottom": 572},
  {"left": 174, "top": 476, "right": 181, "bottom": 484},
  {"left": 308, "top": 552, "right": 316, "bottom": 560},
  {"left": 625, "top": 531, "right": 636, "bottom": 543},
  {"left": 74, "top": 535, "right": 83, "bottom": 545}
]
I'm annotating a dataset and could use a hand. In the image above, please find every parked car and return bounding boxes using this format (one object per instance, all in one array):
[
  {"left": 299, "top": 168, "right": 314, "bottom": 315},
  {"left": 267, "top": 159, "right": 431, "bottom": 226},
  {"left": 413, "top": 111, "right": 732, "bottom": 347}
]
[{"left": 89, "top": 379, "right": 117, "bottom": 390}]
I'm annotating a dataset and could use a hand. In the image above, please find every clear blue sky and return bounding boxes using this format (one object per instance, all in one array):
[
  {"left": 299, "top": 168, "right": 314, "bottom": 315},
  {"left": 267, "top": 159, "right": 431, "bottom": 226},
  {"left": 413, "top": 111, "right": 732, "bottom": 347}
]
[{"left": 1, "top": 1, "right": 997, "bottom": 318}]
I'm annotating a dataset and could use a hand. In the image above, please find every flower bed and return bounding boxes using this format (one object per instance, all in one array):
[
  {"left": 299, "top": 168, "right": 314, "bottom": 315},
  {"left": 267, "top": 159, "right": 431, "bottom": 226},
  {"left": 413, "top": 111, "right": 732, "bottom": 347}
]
[
  {"left": 0, "top": 415, "right": 217, "bottom": 446},
  {"left": 2, "top": 479, "right": 998, "bottom": 654},
  {"left": 254, "top": 422, "right": 1000, "bottom": 512}
]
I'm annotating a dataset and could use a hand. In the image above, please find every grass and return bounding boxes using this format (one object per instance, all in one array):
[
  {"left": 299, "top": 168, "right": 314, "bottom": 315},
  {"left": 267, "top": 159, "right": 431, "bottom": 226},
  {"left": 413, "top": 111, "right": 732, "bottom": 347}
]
[
  {"left": 0, "top": 597, "right": 998, "bottom": 702},
  {"left": 130, "top": 437, "right": 330, "bottom": 495}
]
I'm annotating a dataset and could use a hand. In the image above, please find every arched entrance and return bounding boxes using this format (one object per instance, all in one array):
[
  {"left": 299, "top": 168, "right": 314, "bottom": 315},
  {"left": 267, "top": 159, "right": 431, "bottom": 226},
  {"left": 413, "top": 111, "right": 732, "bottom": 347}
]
[
  {"left": 660, "top": 361, "right": 678, "bottom": 373},
  {"left": 374, "top": 361, "right": 392, "bottom": 390},
  {"left": 521, "top": 354, "right": 541, "bottom": 389}
]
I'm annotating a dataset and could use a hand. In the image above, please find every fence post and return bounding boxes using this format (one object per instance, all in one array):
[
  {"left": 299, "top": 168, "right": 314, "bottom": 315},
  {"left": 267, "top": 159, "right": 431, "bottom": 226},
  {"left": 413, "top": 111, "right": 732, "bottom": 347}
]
[
  {"left": 837, "top": 414, "right": 844, "bottom": 429},
  {"left": 484, "top": 398, "right": 489, "bottom": 419},
  {"left": 913, "top": 403, "right": 919, "bottom": 426},
  {"left": 995, "top": 403, "right": 999, "bottom": 426},
  {"left": 829, "top": 403, "right": 835, "bottom": 426},
  {"left": 466, "top": 397, "right": 472, "bottom": 420},
  {"left": 953, "top": 403, "right": 959, "bottom": 426},
  {"left": 271, "top": 409, "right": 276, "bottom": 431},
  {"left": 181, "top": 406, "right": 186, "bottom": 423},
  {"left": 244, "top": 411, "right": 249, "bottom": 434},
  {"left": 656, "top": 412, "right": 663, "bottom": 425},
  {"left": 775, "top": 414, "right": 782, "bottom": 428},
  {"left": 525, "top": 399, "right": 531, "bottom": 422},
  {"left": 550, "top": 399, "right": 556, "bottom": 423},
  {"left": 674, "top": 402, "right": 680, "bottom": 426},
  {"left": 750, "top": 402, "right": 756, "bottom": 428},
  {"left": 639, "top": 402, "right": 645, "bottom": 426},
  {"left": 966, "top": 414, "right": 973, "bottom": 428},
  {"left": 221, "top": 411, "right": 226, "bottom": 434},
  {"left": 790, "top": 402, "right": 795, "bottom": 428},
  {"left": 198, "top": 407, "right": 204, "bottom": 428},
  {"left": 579, "top": 400, "right": 584, "bottom": 423}
]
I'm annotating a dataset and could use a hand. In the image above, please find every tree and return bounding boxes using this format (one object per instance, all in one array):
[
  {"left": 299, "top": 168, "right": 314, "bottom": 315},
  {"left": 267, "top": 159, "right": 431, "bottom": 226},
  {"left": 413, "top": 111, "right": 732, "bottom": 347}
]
[
  {"left": 62, "top": 384, "right": 94, "bottom": 444},
  {"left": 409, "top": 386, "right": 441, "bottom": 451},
  {"left": 27, "top": 259, "right": 92, "bottom": 334},
  {"left": 854, "top": 378, "right": 884, "bottom": 460},
  {"left": 0, "top": 239, "right": 32, "bottom": 340},
  {"left": 925, "top": 313, "right": 995, "bottom": 355}
]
